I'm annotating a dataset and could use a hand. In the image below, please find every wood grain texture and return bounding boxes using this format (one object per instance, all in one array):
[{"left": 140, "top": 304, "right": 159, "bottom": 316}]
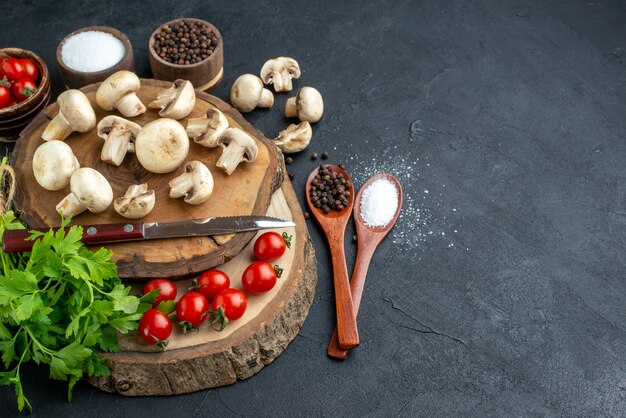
[
  {"left": 12, "top": 79, "right": 282, "bottom": 279},
  {"left": 89, "top": 179, "right": 316, "bottom": 396}
]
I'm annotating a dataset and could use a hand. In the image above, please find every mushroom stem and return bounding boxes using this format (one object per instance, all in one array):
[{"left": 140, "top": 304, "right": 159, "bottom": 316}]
[
  {"left": 169, "top": 172, "right": 195, "bottom": 199},
  {"left": 116, "top": 93, "right": 146, "bottom": 117},
  {"left": 285, "top": 98, "right": 298, "bottom": 118},
  {"left": 217, "top": 144, "right": 247, "bottom": 175},
  {"left": 42, "top": 113, "right": 73, "bottom": 142},
  {"left": 114, "top": 183, "right": 155, "bottom": 219},
  {"left": 101, "top": 125, "right": 133, "bottom": 166},
  {"left": 56, "top": 193, "right": 87, "bottom": 217},
  {"left": 149, "top": 88, "right": 178, "bottom": 108},
  {"left": 274, "top": 72, "right": 292, "bottom": 92},
  {"left": 258, "top": 89, "right": 274, "bottom": 108}
]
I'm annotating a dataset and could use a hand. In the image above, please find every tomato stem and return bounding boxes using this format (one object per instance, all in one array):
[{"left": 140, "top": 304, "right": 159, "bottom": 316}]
[
  {"left": 208, "top": 306, "right": 229, "bottom": 331},
  {"left": 282, "top": 232, "right": 292, "bottom": 249},
  {"left": 273, "top": 264, "right": 284, "bottom": 278}
]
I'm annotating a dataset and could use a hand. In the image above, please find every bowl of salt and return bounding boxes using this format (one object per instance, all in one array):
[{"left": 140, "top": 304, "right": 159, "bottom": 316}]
[{"left": 56, "top": 26, "right": 135, "bottom": 89}]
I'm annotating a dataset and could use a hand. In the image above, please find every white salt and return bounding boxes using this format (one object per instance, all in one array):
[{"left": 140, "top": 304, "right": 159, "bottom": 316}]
[
  {"left": 360, "top": 178, "right": 399, "bottom": 227},
  {"left": 61, "top": 31, "right": 125, "bottom": 72}
]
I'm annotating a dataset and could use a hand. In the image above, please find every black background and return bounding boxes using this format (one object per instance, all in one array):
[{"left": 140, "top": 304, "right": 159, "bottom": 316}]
[{"left": 2, "top": 0, "right": 626, "bottom": 416}]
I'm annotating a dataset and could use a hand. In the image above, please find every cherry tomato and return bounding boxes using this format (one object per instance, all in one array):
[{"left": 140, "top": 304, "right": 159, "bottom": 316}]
[
  {"left": 194, "top": 270, "right": 230, "bottom": 299},
  {"left": 211, "top": 288, "right": 247, "bottom": 330},
  {"left": 6, "top": 96, "right": 17, "bottom": 107},
  {"left": 11, "top": 78, "right": 37, "bottom": 102},
  {"left": 139, "top": 309, "right": 172, "bottom": 348},
  {"left": 1, "top": 58, "right": 25, "bottom": 81},
  {"left": 143, "top": 278, "right": 177, "bottom": 308},
  {"left": 253, "top": 231, "right": 291, "bottom": 262},
  {"left": 176, "top": 291, "right": 209, "bottom": 330},
  {"left": 0, "top": 86, "right": 10, "bottom": 109},
  {"left": 242, "top": 261, "right": 282, "bottom": 294},
  {"left": 19, "top": 58, "right": 39, "bottom": 81}
]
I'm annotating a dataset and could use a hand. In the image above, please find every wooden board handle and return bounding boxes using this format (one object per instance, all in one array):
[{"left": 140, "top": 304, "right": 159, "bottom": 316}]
[
  {"left": 2, "top": 221, "right": 145, "bottom": 253},
  {"left": 328, "top": 230, "right": 360, "bottom": 349}
]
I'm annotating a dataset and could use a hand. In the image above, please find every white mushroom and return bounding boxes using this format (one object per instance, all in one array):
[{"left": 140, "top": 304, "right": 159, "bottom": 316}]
[
  {"left": 135, "top": 118, "right": 189, "bottom": 174},
  {"left": 215, "top": 128, "right": 258, "bottom": 175},
  {"left": 148, "top": 79, "right": 196, "bottom": 120},
  {"left": 230, "top": 74, "right": 273, "bottom": 113},
  {"left": 285, "top": 86, "right": 324, "bottom": 123},
  {"left": 96, "top": 70, "right": 146, "bottom": 117},
  {"left": 273, "top": 121, "right": 313, "bottom": 153},
  {"left": 97, "top": 116, "right": 141, "bottom": 166},
  {"left": 32, "top": 140, "right": 80, "bottom": 191},
  {"left": 260, "top": 57, "right": 301, "bottom": 92},
  {"left": 114, "top": 183, "right": 155, "bottom": 219},
  {"left": 169, "top": 161, "right": 214, "bottom": 205},
  {"left": 56, "top": 168, "right": 113, "bottom": 217},
  {"left": 186, "top": 108, "right": 229, "bottom": 148},
  {"left": 41, "top": 90, "right": 96, "bottom": 141}
]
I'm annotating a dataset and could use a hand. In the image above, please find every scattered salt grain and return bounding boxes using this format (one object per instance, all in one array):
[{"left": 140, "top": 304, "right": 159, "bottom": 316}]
[
  {"left": 360, "top": 178, "right": 398, "bottom": 227},
  {"left": 61, "top": 31, "right": 125, "bottom": 72}
]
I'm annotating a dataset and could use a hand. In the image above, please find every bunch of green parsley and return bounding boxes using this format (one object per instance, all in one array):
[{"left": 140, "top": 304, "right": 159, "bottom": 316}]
[{"left": 0, "top": 213, "right": 155, "bottom": 412}]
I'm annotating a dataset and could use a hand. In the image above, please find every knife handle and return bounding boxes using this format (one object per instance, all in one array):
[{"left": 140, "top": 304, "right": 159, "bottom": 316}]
[{"left": 2, "top": 221, "right": 145, "bottom": 253}]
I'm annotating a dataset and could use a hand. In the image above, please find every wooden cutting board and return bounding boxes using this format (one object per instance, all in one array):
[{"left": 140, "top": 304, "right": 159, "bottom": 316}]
[
  {"left": 12, "top": 79, "right": 282, "bottom": 279},
  {"left": 90, "top": 179, "right": 316, "bottom": 396}
]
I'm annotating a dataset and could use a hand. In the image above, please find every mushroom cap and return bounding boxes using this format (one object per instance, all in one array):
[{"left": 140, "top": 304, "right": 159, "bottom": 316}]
[
  {"left": 57, "top": 90, "right": 96, "bottom": 133},
  {"left": 114, "top": 183, "right": 156, "bottom": 219},
  {"left": 260, "top": 57, "right": 301, "bottom": 91},
  {"left": 135, "top": 118, "right": 190, "bottom": 173},
  {"left": 69, "top": 167, "right": 113, "bottom": 213},
  {"left": 32, "top": 140, "right": 80, "bottom": 191},
  {"left": 295, "top": 87, "right": 324, "bottom": 123},
  {"left": 148, "top": 79, "right": 196, "bottom": 120},
  {"left": 97, "top": 115, "right": 142, "bottom": 140},
  {"left": 230, "top": 74, "right": 264, "bottom": 113},
  {"left": 273, "top": 121, "right": 313, "bottom": 153},
  {"left": 96, "top": 70, "right": 141, "bottom": 111},
  {"left": 169, "top": 161, "right": 214, "bottom": 205},
  {"left": 216, "top": 127, "right": 258, "bottom": 162}
]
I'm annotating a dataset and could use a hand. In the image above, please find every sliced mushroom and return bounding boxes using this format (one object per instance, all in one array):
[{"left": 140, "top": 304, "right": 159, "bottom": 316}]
[
  {"left": 260, "top": 57, "right": 301, "bottom": 92},
  {"left": 186, "top": 108, "right": 229, "bottom": 148},
  {"left": 114, "top": 183, "right": 155, "bottom": 219},
  {"left": 56, "top": 168, "right": 113, "bottom": 217},
  {"left": 32, "top": 140, "right": 80, "bottom": 191},
  {"left": 97, "top": 116, "right": 141, "bottom": 166},
  {"left": 285, "top": 86, "right": 324, "bottom": 123},
  {"left": 148, "top": 79, "right": 196, "bottom": 120},
  {"left": 42, "top": 90, "right": 96, "bottom": 141},
  {"left": 169, "top": 161, "right": 214, "bottom": 205},
  {"left": 230, "top": 74, "right": 273, "bottom": 113},
  {"left": 273, "top": 121, "right": 312, "bottom": 153},
  {"left": 96, "top": 70, "right": 146, "bottom": 117},
  {"left": 135, "top": 118, "right": 189, "bottom": 174},
  {"left": 215, "top": 128, "right": 258, "bottom": 175}
]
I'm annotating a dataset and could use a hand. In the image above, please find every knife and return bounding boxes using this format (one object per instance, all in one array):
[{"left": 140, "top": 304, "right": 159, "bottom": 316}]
[{"left": 2, "top": 216, "right": 296, "bottom": 253}]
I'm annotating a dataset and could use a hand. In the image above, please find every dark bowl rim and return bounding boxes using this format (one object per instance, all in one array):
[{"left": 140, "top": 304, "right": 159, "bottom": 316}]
[
  {"left": 148, "top": 17, "right": 223, "bottom": 69},
  {"left": 0, "top": 88, "right": 51, "bottom": 124},
  {"left": 56, "top": 25, "right": 133, "bottom": 77},
  {"left": 0, "top": 47, "right": 50, "bottom": 116}
]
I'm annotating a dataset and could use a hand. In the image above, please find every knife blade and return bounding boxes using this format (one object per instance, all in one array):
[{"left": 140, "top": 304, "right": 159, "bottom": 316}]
[{"left": 2, "top": 216, "right": 296, "bottom": 253}]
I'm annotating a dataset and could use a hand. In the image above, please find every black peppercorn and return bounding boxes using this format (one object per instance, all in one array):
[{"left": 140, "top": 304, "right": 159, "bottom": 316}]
[
  {"left": 311, "top": 152, "right": 318, "bottom": 161},
  {"left": 321, "top": 151, "right": 329, "bottom": 159},
  {"left": 285, "top": 156, "right": 294, "bottom": 165},
  {"left": 153, "top": 19, "right": 217, "bottom": 65}
]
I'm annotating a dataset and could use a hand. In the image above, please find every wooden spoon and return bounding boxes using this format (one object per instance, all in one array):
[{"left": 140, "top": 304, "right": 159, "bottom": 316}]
[
  {"left": 327, "top": 172, "right": 403, "bottom": 359},
  {"left": 306, "top": 164, "right": 360, "bottom": 349}
]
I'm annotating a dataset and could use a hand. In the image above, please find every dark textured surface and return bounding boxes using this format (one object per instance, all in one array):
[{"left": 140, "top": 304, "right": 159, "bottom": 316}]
[{"left": 2, "top": 0, "right": 626, "bottom": 416}]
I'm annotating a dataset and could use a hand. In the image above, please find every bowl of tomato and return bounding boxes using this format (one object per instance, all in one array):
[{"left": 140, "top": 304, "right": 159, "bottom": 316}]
[{"left": 0, "top": 48, "right": 51, "bottom": 141}]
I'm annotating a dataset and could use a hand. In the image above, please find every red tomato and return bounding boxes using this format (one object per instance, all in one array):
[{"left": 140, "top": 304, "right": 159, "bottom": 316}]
[
  {"left": 211, "top": 289, "right": 248, "bottom": 330},
  {"left": 11, "top": 78, "right": 37, "bottom": 102},
  {"left": 139, "top": 309, "right": 173, "bottom": 348},
  {"left": 253, "top": 232, "right": 291, "bottom": 262},
  {"left": 176, "top": 291, "right": 209, "bottom": 330},
  {"left": 0, "top": 86, "right": 10, "bottom": 109},
  {"left": 194, "top": 270, "right": 230, "bottom": 299},
  {"left": 6, "top": 97, "right": 17, "bottom": 107},
  {"left": 1, "top": 58, "right": 25, "bottom": 81},
  {"left": 143, "top": 278, "right": 177, "bottom": 308},
  {"left": 19, "top": 58, "right": 39, "bottom": 81},
  {"left": 242, "top": 261, "right": 282, "bottom": 294}
]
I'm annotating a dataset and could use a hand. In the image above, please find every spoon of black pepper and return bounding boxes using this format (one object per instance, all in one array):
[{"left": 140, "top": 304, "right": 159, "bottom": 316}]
[
  {"left": 305, "top": 164, "right": 360, "bottom": 349},
  {"left": 327, "top": 172, "right": 403, "bottom": 360}
]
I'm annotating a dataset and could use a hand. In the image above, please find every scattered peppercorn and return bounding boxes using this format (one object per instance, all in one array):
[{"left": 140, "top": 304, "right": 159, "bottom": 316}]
[
  {"left": 321, "top": 151, "right": 329, "bottom": 160},
  {"left": 311, "top": 152, "right": 318, "bottom": 161},
  {"left": 308, "top": 165, "right": 352, "bottom": 213},
  {"left": 304, "top": 211, "right": 310, "bottom": 219},
  {"left": 153, "top": 19, "right": 218, "bottom": 65},
  {"left": 288, "top": 172, "right": 295, "bottom": 181},
  {"left": 285, "top": 156, "right": 294, "bottom": 165},
  {"left": 338, "top": 164, "right": 345, "bottom": 169},
  {"left": 352, "top": 234, "right": 358, "bottom": 243}
]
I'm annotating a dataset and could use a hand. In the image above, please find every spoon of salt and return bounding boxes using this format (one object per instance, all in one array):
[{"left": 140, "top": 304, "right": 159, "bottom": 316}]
[{"left": 327, "top": 172, "right": 403, "bottom": 360}]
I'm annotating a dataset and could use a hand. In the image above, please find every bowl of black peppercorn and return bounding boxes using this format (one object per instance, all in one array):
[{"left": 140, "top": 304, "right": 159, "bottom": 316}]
[{"left": 149, "top": 18, "right": 223, "bottom": 91}]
